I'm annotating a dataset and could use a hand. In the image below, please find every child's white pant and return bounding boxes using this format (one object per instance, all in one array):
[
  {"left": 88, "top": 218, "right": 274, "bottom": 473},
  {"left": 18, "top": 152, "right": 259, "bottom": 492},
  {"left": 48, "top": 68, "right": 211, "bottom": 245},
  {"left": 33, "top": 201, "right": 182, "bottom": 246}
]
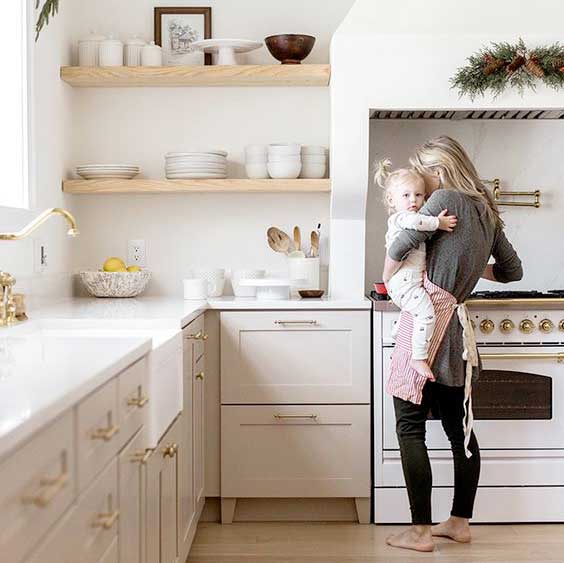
[{"left": 387, "top": 269, "right": 436, "bottom": 360}]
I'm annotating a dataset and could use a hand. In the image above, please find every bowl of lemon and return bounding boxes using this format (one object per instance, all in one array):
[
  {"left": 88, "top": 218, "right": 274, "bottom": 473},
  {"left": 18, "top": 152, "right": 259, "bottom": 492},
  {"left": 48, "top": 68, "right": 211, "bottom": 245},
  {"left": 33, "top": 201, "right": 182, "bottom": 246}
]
[{"left": 80, "top": 257, "right": 151, "bottom": 298}]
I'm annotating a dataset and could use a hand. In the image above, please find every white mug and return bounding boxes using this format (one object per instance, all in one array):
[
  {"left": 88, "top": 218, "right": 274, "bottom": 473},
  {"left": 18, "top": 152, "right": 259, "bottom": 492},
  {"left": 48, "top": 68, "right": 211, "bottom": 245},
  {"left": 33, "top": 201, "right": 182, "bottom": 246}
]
[
  {"left": 189, "top": 269, "right": 225, "bottom": 298},
  {"left": 183, "top": 278, "right": 208, "bottom": 300}
]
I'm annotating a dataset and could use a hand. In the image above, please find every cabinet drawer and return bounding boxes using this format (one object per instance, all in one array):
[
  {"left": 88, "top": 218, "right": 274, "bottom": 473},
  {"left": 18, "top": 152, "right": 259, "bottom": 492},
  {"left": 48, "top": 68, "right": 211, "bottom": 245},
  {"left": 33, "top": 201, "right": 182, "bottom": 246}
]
[
  {"left": 27, "top": 458, "right": 119, "bottom": 563},
  {"left": 221, "top": 405, "right": 370, "bottom": 497},
  {"left": 77, "top": 378, "right": 119, "bottom": 491},
  {"left": 221, "top": 311, "right": 370, "bottom": 404},
  {"left": 118, "top": 358, "right": 148, "bottom": 450},
  {"left": 0, "top": 411, "right": 75, "bottom": 563},
  {"left": 184, "top": 314, "right": 205, "bottom": 363}
]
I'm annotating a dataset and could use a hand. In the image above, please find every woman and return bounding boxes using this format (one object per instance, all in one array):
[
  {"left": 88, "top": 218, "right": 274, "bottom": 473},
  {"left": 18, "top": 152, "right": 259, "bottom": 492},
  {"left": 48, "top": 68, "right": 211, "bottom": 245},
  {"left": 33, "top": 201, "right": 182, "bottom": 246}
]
[{"left": 382, "top": 136, "right": 522, "bottom": 553}]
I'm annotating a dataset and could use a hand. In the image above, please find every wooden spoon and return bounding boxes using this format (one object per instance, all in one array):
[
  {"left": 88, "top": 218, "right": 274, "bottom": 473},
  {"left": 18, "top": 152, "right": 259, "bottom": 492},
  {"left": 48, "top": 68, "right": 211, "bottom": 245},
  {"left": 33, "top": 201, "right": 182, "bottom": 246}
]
[
  {"left": 293, "top": 226, "right": 301, "bottom": 252},
  {"left": 267, "top": 227, "right": 291, "bottom": 254},
  {"left": 310, "top": 230, "right": 319, "bottom": 257}
]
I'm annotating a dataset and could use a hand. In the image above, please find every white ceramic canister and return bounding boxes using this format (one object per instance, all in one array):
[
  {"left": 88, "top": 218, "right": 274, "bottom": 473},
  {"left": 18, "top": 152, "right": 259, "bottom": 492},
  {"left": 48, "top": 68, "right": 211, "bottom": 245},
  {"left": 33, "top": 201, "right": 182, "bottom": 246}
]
[
  {"left": 188, "top": 268, "right": 225, "bottom": 298},
  {"left": 99, "top": 36, "right": 124, "bottom": 66},
  {"left": 287, "top": 256, "right": 320, "bottom": 298},
  {"left": 78, "top": 31, "right": 106, "bottom": 67},
  {"left": 183, "top": 278, "right": 208, "bottom": 300},
  {"left": 125, "top": 35, "right": 146, "bottom": 67},
  {"left": 141, "top": 41, "right": 163, "bottom": 67}
]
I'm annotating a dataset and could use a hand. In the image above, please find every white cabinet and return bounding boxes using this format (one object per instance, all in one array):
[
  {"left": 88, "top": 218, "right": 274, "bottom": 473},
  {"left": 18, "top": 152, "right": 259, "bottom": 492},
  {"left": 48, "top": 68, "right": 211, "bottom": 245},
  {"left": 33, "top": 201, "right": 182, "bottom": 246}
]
[{"left": 221, "top": 311, "right": 370, "bottom": 404}]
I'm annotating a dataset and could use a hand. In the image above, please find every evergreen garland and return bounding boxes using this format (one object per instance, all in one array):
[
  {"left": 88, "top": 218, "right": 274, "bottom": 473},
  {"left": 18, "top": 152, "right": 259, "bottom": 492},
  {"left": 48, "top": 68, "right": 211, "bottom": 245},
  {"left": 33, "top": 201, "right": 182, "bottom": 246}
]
[
  {"left": 452, "top": 38, "right": 564, "bottom": 99},
  {"left": 35, "top": 0, "right": 59, "bottom": 41}
]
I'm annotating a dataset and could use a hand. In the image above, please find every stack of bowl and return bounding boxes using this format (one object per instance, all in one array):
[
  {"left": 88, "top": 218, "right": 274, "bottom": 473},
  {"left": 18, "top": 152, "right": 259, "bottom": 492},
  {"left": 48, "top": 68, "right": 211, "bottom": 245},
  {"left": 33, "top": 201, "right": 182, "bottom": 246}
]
[
  {"left": 244, "top": 145, "right": 269, "bottom": 179},
  {"left": 300, "top": 146, "right": 327, "bottom": 178},
  {"left": 267, "top": 143, "right": 301, "bottom": 179}
]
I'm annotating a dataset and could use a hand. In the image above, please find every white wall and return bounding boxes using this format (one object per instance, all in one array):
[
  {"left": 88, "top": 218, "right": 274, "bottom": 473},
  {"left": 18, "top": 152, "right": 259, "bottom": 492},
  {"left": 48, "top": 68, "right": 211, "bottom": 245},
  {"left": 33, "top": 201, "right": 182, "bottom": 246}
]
[
  {"left": 68, "top": 0, "right": 355, "bottom": 296},
  {"left": 0, "top": 2, "right": 76, "bottom": 309},
  {"left": 366, "top": 119, "right": 564, "bottom": 293}
]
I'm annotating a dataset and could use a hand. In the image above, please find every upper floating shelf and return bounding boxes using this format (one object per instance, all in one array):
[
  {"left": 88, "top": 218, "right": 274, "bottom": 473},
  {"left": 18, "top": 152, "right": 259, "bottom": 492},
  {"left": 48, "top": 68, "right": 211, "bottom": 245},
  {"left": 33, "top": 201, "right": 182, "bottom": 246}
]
[{"left": 60, "top": 64, "right": 330, "bottom": 87}]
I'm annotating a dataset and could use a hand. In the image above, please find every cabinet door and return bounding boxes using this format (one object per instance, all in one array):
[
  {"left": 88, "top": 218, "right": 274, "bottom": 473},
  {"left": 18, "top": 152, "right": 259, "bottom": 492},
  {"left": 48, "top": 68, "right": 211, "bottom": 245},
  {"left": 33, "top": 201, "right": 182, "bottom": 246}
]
[
  {"left": 193, "top": 354, "right": 205, "bottom": 516},
  {"left": 146, "top": 415, "right": 181, "bottom": 563},
  {"left": 118, "top": 429, "right": 145, "bottom": 563},
  {"left": 221, "top": 311, "right": 370, "bottom": 404}
]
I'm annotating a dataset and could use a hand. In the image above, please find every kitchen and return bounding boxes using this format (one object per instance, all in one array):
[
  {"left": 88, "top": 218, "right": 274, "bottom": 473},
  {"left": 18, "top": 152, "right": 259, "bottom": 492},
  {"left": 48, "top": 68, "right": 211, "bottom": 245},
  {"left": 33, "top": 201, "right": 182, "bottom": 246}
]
[{"left": 1, "top": 0, "right": 564, "bottom": 561}]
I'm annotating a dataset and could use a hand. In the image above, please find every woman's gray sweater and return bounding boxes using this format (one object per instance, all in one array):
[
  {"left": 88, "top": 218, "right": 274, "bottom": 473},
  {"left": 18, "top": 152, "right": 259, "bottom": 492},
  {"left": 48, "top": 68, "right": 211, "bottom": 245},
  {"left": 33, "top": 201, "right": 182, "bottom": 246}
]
[{"left": 387, "top": 189, "right": 523, "bottom": 387}]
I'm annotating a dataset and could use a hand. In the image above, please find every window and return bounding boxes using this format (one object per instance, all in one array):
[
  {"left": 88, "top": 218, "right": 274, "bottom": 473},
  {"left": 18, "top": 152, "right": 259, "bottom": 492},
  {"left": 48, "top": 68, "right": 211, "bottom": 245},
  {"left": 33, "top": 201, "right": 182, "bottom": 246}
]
[{"left": 1, "top": 1, "right": 31, "bottom": 209}]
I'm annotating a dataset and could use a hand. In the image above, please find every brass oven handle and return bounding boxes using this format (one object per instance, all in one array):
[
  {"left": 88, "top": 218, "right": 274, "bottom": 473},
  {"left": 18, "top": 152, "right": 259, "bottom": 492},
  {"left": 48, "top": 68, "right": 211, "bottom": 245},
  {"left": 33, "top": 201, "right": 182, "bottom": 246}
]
[
  {"left": 273, "top": 414, "right": 318, "bottom": 420},
  {"left": 91, "top": 424, "right": 119, "bottom": 441},
  {"left": 92, "top": 509, "right": 119, "bottom": 529},
  {"left": 22, "top": 472, "right": 69, "bottom": 507},
  {"left": 481, "top": 352, "right": 564, "bottom": 362},
  {"left": 131, "top": 449, "right": 153, "bottom": 464},
  {"left": 274, "top": 320, "right": 318, "bottom": 325},
  {"left": 127, "top": 395, "right": 149, "bottom": 408}
]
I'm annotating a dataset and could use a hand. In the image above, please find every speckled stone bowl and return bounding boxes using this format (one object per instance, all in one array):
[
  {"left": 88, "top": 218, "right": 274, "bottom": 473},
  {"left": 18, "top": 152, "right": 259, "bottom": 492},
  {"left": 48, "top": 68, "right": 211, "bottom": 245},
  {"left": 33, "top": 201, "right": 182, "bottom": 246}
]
[{"left": 79, "top": 270, "right": 151, "bottom": 298}]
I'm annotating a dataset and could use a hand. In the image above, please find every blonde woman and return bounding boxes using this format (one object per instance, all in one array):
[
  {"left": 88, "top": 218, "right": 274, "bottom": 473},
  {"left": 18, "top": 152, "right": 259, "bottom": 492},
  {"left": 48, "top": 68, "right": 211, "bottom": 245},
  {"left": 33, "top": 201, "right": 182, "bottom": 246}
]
[{"left": 382, "top": 136, "right": 522, "bottom": 553}]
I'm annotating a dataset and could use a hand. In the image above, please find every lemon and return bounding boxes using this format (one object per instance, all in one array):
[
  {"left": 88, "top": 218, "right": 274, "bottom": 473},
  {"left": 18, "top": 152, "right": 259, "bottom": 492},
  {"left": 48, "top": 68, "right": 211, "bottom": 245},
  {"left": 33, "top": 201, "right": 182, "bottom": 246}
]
[
  {"left": 127, "top": 265, "right": 141, "bottom": 273},
  {"left": 103, "top": 257, "right": 126, "bottom": 272}
]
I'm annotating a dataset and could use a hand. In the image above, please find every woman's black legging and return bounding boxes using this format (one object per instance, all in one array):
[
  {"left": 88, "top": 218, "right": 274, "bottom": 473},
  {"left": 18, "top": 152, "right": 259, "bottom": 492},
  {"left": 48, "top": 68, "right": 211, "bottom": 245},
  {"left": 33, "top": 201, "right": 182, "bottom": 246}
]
[{"left": 393, "top": 381, "right": 481, "bottom": 525}]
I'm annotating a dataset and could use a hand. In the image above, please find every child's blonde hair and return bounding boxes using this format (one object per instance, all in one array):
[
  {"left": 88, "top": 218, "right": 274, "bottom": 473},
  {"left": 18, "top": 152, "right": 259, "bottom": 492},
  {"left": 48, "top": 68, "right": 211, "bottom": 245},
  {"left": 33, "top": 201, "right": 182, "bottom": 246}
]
[{"left": 374, "top": 158, "right": 424, "bottom": 213}]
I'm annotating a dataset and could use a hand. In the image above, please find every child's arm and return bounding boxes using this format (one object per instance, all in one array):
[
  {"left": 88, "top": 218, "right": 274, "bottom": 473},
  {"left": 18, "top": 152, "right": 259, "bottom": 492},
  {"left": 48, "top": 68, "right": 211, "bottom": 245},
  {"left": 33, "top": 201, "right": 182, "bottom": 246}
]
[{"left": 395, "top": 209, "right": 457, "bottom": 232}]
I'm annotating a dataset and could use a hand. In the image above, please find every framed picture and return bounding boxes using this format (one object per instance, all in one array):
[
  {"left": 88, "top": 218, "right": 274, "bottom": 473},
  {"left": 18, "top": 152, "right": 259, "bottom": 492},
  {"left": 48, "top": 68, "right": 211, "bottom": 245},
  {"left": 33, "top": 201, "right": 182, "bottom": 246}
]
[{"left": 154, "top": 7, "right": 212, "bottom": 66}]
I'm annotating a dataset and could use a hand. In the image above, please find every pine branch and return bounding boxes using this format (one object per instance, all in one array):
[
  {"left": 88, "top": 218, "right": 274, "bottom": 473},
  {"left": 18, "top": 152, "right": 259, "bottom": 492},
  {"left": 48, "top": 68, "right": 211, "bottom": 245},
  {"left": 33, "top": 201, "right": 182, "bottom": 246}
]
[{"left": 35, "top": 0, "right": 59, "bottom": 41}]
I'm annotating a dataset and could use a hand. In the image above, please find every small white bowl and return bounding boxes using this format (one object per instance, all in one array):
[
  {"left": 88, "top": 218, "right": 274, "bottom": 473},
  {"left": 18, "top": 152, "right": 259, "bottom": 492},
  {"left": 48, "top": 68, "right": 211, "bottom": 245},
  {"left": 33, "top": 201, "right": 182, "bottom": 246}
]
[
  {"left": 301, "top": 145, "right": 327, "bottom": 155},
  {"left": 245, "top": 155, "right": 268, "bottom": 163},
  {"left": 301, "top": 154, "right": 327, "bottom": 164},
  {"left": 245, "top": 162, "right": 269, "bottom": 179},
  {"left": 267, "top": 155, "right": 301, "bottom": 163},
  {"left": 300, "top": 163, "right": 326, "bottom": 179},
  {"left": 268, "top": 161, "right": 301, "bottom": 179},
  {"left": 268, "top": 143, "right": 301, "bottom": 156}
]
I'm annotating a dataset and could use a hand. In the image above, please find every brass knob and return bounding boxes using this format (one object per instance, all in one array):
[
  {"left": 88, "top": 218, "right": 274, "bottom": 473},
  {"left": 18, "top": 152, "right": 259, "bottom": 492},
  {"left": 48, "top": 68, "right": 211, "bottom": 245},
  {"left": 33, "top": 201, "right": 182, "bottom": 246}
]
[
  {"left": 195, "top": 371, "right": 204, "bottom": 380},
  {"left": 162, "top": 443, "right": 178, "bottom": 458},
  {"left": 520, "top": 319, "right": 535, "bottom": 334},
  {"left": 480, "top": 319, "right": 495, "bottom": 334},
  {"left": 539, "top": 319, "right": 554, "bottom": 333},
  {"left": 560, "top": 320, "right": 564, "bottom": 332},
  {"left": 201, "top": 332, "right": 209, "bottom": 341},
  {"left": 499, "top": 319, "right": 515, "bottom": 333}
]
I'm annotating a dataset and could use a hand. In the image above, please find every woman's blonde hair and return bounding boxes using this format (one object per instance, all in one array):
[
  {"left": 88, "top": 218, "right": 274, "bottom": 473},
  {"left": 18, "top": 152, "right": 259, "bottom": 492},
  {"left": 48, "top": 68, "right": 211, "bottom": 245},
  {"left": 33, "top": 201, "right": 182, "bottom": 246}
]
[
  {"left": 374, "top": 158, "right": 424, "bottom": 213},
  {"left": 409, "top": 135, "right": 503, "bottom": 228}
]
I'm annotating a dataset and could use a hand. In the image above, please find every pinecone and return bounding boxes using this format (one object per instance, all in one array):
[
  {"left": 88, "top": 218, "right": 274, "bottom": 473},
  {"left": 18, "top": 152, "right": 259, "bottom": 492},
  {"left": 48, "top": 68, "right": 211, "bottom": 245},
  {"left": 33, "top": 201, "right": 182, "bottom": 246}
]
[
  {"left": 484, "top": 57, "right": 506, "bottom": 75},
  {"left": 525, "top": 56, "right": 545, "bottom": 77},
  {"left": 506, "top": 55, "right": 526, "bottom": 74}
]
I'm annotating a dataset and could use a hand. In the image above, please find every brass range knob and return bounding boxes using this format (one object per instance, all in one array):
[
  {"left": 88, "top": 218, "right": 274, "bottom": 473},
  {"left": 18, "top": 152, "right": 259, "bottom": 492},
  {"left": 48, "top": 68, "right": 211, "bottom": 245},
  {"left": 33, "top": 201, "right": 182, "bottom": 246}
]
[
  {"left": 539, "top": 319, "right": 554, "bottom": 333},
  {"left": 480, "top": 319, "right": 495, "bottom": 334},
  {"left": 499, "top": 319, "right": 515, "bottom": 333},
  {"left": 520, "top": 319, "right": 535, "bottom": 334},
  {"left": 162, "top": 443, "right": 178, "bottom": 458}
]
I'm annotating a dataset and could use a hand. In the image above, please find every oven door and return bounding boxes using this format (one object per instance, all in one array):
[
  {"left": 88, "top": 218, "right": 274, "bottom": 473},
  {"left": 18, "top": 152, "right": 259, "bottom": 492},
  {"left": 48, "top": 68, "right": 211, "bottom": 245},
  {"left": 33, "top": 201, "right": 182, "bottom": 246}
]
[{"left": 382, "top": 346, "right": 564, "bottom": 450}]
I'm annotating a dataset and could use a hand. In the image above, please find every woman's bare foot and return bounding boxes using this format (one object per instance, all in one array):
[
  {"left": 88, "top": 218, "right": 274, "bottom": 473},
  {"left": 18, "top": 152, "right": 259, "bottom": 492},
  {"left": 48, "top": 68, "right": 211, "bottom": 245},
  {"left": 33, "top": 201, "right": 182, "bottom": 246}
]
[
  {"left": 432, "top": 516, "right": 471, "bottom": 543},
  {"left": 410, "top": 359, "right": 435, "bottom": 381},
  {"left": 386, "top": 525, "right": 435, "bottom": 552}
]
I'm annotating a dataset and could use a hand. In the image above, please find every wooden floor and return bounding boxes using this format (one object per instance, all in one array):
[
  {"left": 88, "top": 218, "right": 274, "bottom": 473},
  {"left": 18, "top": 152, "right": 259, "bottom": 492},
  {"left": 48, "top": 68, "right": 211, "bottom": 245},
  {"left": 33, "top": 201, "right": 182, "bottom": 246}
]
[{"left": 187, "top": 522, "right": 564, "bottom": 562}]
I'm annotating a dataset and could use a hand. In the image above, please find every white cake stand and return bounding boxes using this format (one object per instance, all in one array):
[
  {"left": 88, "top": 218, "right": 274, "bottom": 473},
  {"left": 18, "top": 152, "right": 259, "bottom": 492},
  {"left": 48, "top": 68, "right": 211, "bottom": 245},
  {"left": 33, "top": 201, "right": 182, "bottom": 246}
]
[
  {"left": 239, "top": 278, "right": 306, "bottom": 300},
  {"left": 190, "top": 39, "right": 263, "bottom": 65}
]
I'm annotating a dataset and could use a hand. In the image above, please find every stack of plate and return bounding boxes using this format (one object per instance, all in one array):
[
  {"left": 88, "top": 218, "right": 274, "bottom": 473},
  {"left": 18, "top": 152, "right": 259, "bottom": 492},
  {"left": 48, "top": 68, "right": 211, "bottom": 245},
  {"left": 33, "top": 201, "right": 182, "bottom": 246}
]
[
  {"left": 76, "top": 164, "right": 140, "bottom": 180},
  {"left": 165, "top": 150, "right": 228, "bottom": 179}
]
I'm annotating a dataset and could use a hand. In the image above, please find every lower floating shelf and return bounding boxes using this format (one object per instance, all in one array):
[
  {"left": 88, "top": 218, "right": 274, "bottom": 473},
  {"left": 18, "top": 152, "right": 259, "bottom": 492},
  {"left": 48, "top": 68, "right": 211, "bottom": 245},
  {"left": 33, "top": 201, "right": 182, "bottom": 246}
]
[{"left": 63, "top": 178, "right": 331, "bottom": 195}]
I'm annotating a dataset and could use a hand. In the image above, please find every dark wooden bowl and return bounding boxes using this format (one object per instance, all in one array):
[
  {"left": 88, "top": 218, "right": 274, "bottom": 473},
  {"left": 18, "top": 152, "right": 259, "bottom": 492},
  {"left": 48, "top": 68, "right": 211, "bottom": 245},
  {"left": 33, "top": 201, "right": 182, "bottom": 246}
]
[
  {"left": 265, "top": 34, "right": 316, "bottom": 64},
  {"left": 298, "top": 289, "right": 325, "bottom": 299}
]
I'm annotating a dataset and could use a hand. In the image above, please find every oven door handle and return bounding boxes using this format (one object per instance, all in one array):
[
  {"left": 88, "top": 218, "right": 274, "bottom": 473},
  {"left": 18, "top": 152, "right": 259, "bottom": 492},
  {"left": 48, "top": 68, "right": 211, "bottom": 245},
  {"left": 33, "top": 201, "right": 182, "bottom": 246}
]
[{"left": 480, "top": 352, "right": 564, "bottom": 363}]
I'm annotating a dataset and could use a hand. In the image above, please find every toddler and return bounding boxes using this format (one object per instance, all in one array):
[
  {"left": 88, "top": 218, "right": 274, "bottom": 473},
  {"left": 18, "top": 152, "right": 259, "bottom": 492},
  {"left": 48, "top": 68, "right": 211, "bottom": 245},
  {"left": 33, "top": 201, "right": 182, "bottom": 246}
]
[{"left": 375, "top": 159, "right": 457, "bottom": 379}]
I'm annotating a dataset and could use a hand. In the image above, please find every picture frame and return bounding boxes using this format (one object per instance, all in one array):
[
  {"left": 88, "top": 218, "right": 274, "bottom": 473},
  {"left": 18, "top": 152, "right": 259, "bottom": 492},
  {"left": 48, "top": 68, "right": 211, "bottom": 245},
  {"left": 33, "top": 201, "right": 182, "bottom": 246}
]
[{"left": 154, "top": 7, "right": 212, "bottom": 66}]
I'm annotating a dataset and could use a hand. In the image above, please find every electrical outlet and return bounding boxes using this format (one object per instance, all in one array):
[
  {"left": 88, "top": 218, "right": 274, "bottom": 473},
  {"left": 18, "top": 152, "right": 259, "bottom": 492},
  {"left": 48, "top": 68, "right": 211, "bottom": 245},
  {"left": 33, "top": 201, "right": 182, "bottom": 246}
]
[
  {"left": 128, "top": 239, "right": 146, "bottom": 267},
  {"left": 34, "top": 238, "right": 47, "bottom": 274}
]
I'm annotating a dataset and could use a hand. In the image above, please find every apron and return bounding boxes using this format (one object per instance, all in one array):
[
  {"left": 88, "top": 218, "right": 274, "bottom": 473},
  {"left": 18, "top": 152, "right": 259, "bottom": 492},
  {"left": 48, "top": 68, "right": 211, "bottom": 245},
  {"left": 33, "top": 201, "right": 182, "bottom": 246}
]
[{"left": 386, "top": 274, "right": 478, "bottom": 458}]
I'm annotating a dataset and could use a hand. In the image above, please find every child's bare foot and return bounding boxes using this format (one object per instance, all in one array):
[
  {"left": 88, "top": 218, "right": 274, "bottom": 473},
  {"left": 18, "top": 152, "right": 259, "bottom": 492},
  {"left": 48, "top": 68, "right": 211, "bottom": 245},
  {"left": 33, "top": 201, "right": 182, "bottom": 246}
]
[
  {"left": 410, "top": 359, "right": 435, "bottom": 381},
  {"left": 386, "top": 525, "right": 435, "bottom": 552},
  {"left": 432, "top": 516, "right": 471, "bottom": 543}
]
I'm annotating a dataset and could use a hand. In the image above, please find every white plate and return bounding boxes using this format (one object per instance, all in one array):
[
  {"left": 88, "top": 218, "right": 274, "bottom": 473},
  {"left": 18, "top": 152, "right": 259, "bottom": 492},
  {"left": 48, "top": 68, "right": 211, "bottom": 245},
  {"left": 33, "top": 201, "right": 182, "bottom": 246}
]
[
  {"left": 166, "top": 150, "right": 228, "bottom": 158},
  {"left": 166, "top": 173, "right": 227, "bottom": 179},
  {"left": 76, "top": 164, "right": 140, "bottom": 169},
  {"left": 165, "top": 165, "right": 226, "bottom": 172}
]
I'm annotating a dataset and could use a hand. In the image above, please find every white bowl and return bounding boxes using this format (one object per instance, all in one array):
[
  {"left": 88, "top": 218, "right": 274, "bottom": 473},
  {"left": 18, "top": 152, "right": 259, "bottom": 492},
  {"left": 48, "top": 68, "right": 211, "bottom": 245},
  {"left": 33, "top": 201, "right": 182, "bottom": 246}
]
[
  {"left": 245, "top": 162, "right": 269, "bottom": 179},
  {"left": 80, "top": 270, "right": 151, "bottom": 298},
  {"left": 245, "top": 155, "right": 268, "bottom": 164},
  {"left": 268, "top": 143, "right": 301, "bottom": 156},
  {"left": 301, "top": 154, "right": 327, "bottom": 164},
  {"left": 245, "top": 144, "right": 268, "bottom": 156},
  {"left": 268, "top": 161, "right": 301, "bottom": 179},
  {"left": 267, "top": 155, "right": 301, "bottom": 163},
  {"left": 300, "top": 163, "right": 326, "bottom": 179},
  {"left": 301, "top": 145, "right": 327, "bottom": 155}
]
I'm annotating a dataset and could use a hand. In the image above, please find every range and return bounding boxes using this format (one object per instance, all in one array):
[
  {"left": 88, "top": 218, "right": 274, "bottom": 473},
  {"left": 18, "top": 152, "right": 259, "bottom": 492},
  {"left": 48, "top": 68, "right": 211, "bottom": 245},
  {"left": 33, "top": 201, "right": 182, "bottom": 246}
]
[{"left": 372, "top": 292, "right": 564, "bottom": 523}]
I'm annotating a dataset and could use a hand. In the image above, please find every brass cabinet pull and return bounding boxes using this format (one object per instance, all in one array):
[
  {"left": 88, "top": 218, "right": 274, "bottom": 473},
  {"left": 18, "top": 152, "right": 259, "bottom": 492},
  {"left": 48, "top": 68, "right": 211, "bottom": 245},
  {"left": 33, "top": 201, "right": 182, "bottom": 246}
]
[
  {"left": 92, "top": 509, "right": 119, "bottom": 529},
  {"left": 127, "top": 395, "right": 149, "bottom": 408},
  {"left": 186, "top": 330, "right": 207, "bottom": 340},
  {"left": 130, "top": 449, "right": 152, "bottom": 464},
  {"left": 162, "top": 443, "right": 178, "bottom": 458},
  {"left": 22, "top": 472, "right": 68, "bottom": 507},
  {"left": 481, "top": 352, "right": 564, "bottom": 362},
  {"left": 195, "top": 371, "right": 204, "bottom": 380},
  {"left": 273, "top": 414, "right": 318, "bottom": 420},
  {"left": 91, "top": 424, "right": 119, "bottom": 441},
  {"left": 274, "top": 320, "right": 317, "bottom": 325}
]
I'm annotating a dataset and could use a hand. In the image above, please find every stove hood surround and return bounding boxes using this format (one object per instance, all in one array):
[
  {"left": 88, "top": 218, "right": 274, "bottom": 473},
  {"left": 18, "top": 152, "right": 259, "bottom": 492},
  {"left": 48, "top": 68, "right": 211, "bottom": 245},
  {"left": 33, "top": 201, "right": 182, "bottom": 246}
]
[{"left": 328, "top": 0, "right": 564, "bottom": 298}]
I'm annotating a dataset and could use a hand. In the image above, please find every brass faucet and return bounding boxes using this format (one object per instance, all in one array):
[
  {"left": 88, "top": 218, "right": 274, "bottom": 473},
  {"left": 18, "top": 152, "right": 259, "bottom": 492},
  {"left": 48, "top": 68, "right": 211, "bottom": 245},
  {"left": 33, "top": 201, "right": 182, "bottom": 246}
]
[{"left": 0, "top": 207, "right": 79, "bottom": 327}]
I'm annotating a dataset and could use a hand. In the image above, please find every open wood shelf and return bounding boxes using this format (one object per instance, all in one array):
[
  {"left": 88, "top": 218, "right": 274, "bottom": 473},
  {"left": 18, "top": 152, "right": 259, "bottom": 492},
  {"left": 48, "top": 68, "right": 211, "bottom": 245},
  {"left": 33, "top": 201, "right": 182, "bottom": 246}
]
[
  {"left": 62, "top": 178, "right": 331, "bottom": 194},
  {"left": 60, "top": 64, "right": 330, "bottom": 87}
]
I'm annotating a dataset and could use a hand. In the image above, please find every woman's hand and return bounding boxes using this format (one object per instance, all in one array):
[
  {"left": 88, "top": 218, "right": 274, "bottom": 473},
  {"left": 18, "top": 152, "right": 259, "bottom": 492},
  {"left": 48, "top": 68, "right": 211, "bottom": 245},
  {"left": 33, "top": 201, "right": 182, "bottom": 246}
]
[{"left": 437, "top": 209, "right": 457, "bottom": 232}]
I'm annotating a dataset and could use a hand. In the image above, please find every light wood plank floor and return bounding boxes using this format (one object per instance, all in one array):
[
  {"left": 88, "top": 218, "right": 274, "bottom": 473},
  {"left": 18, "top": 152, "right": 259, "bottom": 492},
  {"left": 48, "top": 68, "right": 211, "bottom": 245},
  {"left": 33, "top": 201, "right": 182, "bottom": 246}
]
[{"left": 187, "top": 522, "right": 564, "bottom": 562}]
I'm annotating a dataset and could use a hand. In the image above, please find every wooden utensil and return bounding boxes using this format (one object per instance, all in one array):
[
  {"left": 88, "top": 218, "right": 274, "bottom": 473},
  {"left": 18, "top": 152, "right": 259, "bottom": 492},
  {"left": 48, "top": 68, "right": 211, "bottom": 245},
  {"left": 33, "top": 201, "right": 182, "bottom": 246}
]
[
  {"left": 310, "top": 230, "right": 319, "bottom": 257},
  {"left": 267, "top": 226, "right": 291, "bottom": 254},
  {"left": 293, "top": 226, "right": 301, "bottom": 251}
]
